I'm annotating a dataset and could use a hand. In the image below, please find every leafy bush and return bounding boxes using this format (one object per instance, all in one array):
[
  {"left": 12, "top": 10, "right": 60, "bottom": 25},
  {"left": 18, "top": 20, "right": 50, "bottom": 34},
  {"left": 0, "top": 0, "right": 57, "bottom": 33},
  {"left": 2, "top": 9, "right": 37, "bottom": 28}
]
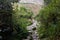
[
  {"left": 12, "top": 3, "right": 33, "bottom": 40},
  {"left": 36, "top": 0, "right": 60, "bottom": 40}
]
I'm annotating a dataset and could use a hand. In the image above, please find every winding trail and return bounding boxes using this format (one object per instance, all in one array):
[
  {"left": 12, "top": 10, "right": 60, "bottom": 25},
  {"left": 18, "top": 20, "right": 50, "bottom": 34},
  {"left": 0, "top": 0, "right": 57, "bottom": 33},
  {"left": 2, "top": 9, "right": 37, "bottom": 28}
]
[
  {"left": 23, "top": 19, "right": 39, "bottom": 40},
  {"left": 18, "top": 0, "right": 44, "bottom": 40}
]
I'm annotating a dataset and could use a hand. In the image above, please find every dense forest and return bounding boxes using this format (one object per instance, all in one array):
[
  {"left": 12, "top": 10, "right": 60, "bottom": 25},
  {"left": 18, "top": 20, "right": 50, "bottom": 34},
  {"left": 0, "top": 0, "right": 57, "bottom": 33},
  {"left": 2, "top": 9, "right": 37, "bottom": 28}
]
[{"left": 0, "top": 0, "right": 60, "bottom": 40}]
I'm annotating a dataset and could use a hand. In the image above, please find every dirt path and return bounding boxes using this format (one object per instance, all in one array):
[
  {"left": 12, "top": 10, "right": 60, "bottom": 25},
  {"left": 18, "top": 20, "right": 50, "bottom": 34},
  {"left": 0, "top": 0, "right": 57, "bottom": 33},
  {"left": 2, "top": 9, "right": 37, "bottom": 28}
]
[{"left": 23, "top": 19, "right": 39, "bottom": 40}]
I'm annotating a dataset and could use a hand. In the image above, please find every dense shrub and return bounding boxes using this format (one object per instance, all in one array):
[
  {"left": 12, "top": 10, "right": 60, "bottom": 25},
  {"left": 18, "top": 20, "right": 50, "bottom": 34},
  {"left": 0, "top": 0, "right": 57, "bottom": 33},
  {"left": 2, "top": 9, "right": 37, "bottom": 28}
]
[
  {"left": 36, "top": 0, "right": 60, "bottom": 40},
  {"left": 0, "top": 0, "right": 13, "bottom": 40},
  {"left": 12, "top": 3, "right": 33, "bottom": 40}
]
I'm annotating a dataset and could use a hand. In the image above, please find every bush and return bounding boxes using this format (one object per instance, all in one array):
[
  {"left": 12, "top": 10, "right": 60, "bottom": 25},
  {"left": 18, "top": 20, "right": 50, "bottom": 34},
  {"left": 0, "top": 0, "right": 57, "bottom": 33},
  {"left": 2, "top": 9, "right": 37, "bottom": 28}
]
[
  {"left": 36, "top": 0, "right": 60, "bottom": 40},
  {"left": 12, "top": 3, "right": 33, "bottom": 40}
]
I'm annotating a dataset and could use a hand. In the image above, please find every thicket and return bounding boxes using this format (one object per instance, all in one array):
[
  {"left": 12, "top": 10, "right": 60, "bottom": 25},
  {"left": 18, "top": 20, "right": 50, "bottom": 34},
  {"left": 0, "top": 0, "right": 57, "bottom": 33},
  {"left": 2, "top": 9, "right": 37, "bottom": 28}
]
[
  {"left": 36, "top": 0, "right": 60, "bottom": 40},
  {"left": 0, "top": 0, "right": 13, "bottom": 40},
  {"left": 0, "top": 0, "right": 33, "bottom": 40},
  {"left": 12, "top": 3, "right": 33, "bottom": 40}
]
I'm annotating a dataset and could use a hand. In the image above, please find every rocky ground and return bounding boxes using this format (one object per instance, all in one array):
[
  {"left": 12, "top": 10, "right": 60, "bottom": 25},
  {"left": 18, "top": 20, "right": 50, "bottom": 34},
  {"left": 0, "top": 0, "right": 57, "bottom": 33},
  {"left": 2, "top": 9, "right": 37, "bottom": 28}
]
[{"left": 23, "top": 19, "right": 39, "bottom": 40}]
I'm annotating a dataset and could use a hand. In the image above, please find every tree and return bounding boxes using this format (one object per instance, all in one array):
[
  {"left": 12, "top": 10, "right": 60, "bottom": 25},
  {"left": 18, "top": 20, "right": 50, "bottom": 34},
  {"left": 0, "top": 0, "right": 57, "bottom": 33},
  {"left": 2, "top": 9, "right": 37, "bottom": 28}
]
[
  {"left": 0, "top": 0, "right": 13, "bottom": 40},
  {"left": 0, "top": 0, "right": 19, "bottom": 40}
]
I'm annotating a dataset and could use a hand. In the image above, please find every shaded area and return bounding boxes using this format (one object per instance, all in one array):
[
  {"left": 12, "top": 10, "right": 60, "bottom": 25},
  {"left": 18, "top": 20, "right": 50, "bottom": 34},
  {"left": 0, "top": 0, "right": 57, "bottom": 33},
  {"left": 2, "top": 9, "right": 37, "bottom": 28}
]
[
  {"left": 0, "top": 0, "right": 18, "bottom": 40},
  {"left": 0, "top": 1, "right": 12, "bottom": 40}
]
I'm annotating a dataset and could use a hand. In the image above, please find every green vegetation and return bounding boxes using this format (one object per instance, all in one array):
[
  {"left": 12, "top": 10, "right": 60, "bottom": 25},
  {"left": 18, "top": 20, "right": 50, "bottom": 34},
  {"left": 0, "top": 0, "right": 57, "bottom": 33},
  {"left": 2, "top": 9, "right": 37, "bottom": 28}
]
[
  {"left": 1, "top": 0, "right": 60, "bottom": 40},
  {"left": 0, "top": 0, "right": 13, "bottom": 40},
  {"left": 0, "top": 0, "right": 33, "bottom": 40},
  {"left": 44, "top": 0, "right": 52, "bottom": 5},
  {"left": 36, "top": 0, "right": 60, "bottom": 40},
  {"left": 12, "top": 4, "right": 33, "bottom": 40}
]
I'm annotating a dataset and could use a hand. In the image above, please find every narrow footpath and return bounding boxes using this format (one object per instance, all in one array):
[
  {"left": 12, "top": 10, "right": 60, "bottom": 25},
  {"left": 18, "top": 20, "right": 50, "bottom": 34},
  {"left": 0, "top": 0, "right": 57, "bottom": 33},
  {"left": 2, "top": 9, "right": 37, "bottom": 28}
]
[{"left": 23, "top": 19, "right": 39, "bottom": 40}]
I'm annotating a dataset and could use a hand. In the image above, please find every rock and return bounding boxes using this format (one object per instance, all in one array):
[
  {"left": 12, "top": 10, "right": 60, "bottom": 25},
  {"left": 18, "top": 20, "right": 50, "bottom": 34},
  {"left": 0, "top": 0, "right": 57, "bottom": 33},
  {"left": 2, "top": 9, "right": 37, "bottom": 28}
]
[{"left": 32, "top": 27, "right": 36, "bottom": 31}]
